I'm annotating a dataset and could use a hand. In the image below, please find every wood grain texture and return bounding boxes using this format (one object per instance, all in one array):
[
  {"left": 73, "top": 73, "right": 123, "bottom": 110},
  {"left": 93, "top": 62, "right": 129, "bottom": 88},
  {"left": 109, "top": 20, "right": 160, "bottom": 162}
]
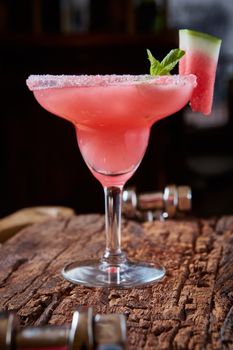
[{"left": 0, "top": 214, "right": 232, "bottom": 350}]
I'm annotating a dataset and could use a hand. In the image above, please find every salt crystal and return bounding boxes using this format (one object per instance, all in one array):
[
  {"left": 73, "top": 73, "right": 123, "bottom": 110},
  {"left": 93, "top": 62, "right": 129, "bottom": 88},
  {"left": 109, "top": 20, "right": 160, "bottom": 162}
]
[{"left": 26, "top": 74, "right": 196, "bottom": 91}]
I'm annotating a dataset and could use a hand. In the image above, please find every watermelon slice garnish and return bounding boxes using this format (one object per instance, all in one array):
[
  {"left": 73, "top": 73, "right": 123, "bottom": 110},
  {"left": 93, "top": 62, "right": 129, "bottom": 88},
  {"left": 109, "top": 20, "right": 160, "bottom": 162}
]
[{"left": 179, "top": 29, "right": 221, "bottom": 116}]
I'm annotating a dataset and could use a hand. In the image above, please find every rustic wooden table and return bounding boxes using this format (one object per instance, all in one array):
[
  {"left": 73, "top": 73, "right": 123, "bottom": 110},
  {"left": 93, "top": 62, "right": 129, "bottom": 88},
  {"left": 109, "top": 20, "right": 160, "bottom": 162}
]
[{"left": 0, "top": 214, "right": 233, "bottom": 350}]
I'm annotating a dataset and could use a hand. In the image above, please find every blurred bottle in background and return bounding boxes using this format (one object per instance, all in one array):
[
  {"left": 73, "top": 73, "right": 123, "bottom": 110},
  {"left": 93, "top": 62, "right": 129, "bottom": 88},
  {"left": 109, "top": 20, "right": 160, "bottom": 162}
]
[
  {"left": 60, "top": 0, "right": 90, "bottom": 33},
  {"left": 135, "top": 0, "right": 167, "bottom": 33}
]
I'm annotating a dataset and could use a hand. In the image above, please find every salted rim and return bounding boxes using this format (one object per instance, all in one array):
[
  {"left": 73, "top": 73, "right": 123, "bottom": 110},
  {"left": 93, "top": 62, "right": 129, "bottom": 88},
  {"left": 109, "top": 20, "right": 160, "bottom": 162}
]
[{"left": 26, "top": 74, "right": 197, "bottom": 91}]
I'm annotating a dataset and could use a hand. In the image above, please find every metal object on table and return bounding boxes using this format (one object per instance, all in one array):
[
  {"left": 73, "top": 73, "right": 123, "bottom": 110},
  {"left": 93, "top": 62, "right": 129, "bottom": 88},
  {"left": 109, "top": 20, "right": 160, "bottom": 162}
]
[
  {"left": 0, "top": 312, "right": 19, "bottom": 350},
  {"left": 0, "top": 307, "right": 126, "bottom": 350},
  {"left": 122, "top": 185, "right": 192, "bottom": 221}
]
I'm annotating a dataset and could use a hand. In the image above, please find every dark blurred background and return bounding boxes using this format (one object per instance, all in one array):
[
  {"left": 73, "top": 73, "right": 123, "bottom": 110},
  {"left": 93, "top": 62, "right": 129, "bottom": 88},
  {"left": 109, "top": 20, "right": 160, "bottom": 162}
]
[{"left": 0, "top": 0, "right": 233, "bottom": 218}]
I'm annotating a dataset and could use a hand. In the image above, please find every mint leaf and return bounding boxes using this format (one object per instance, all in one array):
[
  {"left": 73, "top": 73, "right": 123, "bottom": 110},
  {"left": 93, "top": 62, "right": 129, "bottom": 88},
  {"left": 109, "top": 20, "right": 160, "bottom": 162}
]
[
  {"left": 147, "top": 49, "right": 163, "bottom": 76},
  {"left": 160, "top": 49, "right": 185, "bottom": 75},
  {"left": 147, "top": 48, "right": 185, "bottom": 76}
]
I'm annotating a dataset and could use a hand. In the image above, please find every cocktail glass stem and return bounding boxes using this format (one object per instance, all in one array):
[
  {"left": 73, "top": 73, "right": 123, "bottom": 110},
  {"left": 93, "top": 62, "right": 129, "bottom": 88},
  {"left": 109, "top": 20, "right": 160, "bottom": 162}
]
[
  {"left": 62, "top": 177, "right": 165, "bottom": 287},
  {"left": 102, "top": 186, "right": 126, "bottom": 265}
]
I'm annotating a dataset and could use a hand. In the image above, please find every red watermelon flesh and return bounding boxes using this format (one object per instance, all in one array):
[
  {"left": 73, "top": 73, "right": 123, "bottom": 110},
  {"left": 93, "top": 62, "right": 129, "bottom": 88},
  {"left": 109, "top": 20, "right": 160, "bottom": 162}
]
[{"left": 179, "top": 29, "right": 221, "bottom": 116}]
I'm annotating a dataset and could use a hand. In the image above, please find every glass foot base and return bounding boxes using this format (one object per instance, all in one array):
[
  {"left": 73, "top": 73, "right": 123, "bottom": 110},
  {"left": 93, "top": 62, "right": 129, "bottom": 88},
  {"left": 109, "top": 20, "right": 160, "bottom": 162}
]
[{"left": 62, "top": 259, "right": 165, "bottom": 288}]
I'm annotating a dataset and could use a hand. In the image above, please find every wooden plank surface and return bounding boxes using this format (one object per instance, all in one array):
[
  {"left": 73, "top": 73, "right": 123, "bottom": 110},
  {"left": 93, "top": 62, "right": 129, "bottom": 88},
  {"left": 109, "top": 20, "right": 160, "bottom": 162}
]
[{"left": 0, "top": 214, "right": 233, "bottom": 349}]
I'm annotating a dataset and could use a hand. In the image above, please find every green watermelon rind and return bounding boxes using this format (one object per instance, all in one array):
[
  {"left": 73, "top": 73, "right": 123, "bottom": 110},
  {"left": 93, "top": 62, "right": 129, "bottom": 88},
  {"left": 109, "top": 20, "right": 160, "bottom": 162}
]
[
  {"left": 179, "top": 29, "right": 221, "bottom": 62},
  {"left": 180, "top": 29, "right": 222, "bottom": 45}
]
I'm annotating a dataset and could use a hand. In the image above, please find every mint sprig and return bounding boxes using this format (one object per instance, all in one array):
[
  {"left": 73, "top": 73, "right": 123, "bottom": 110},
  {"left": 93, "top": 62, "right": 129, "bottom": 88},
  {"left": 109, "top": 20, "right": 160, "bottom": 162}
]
[{"left": 147, "top": 48, "right": 185, "bottom": 76}]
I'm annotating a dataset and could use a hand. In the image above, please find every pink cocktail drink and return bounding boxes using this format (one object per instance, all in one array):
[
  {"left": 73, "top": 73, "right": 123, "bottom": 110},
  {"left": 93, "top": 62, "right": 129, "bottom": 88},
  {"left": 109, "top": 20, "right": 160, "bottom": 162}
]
[
  {"left": 27, "top": 74, "right": 196, "bottom": 288},
  {"left": 28, "top": 75, "right": 195, "bottom": 187}
]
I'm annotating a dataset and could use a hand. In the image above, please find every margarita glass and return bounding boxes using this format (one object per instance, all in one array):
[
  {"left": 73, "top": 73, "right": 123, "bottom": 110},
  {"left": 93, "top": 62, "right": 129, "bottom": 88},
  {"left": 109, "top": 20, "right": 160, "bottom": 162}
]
[{"left": 26, "top": 74, "right": 196, "bottom": 288}]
